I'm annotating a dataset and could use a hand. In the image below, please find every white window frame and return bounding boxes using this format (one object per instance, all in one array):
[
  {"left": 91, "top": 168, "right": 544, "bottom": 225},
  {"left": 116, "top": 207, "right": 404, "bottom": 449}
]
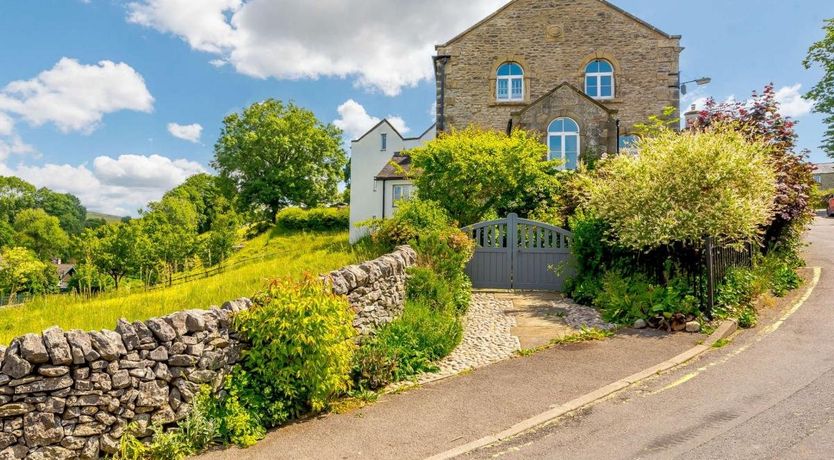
[
  {"left": 548, "top": 118, "right": 580, "bottom": 170},
  {"left": 381, "top": 133, "right": 387, "bottom": 151},
  {"left": 496, "top": 63, "right": 524, "bottom": 102},
  {"left": 392, "top": 184, "right": 413, "bottom": 207},
  {"left": 585, "top": 60, "right": 615, "bottom": 100}
]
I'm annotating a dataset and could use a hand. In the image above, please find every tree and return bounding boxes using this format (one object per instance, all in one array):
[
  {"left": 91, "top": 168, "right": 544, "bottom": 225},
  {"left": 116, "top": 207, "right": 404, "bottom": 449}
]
[
  {"left": 408, "top": 127, "right": 563, "bottom": 226},
  {"left": 694, "top": 84, "right": 816, "bottom": 246},
  {"left": 95, "top": 221, "right": 147, "bottom": 289},
  {"left": 0, "top": 247, "right": 56, "bottom": 302},
  {"left": 0, "top": 219, "right": 13, "bottom": 249},
  {"left": 212, "top": 99, "right": 347, "bottom": 221},
  {"left": 34, "top": 188, "right": 86, "bottom": 235},
  {"left": 13, "top": 208, "right": 70, "bottom": 260},
  {"left": 804, "top": 18, "right": 834, "bottom": 157},
  {"left": 0, "top": 177, "right": 36, "bottom": 223},
  {"left": 201, "top": 209, "right": 239, "bottom": 266},
  {"left": 162, "top": 173, "right": 232, "bottom": 233},
  {"left": 142, "top": 197, "right": 199, "bottom": 286},
  {"left": 588, "top": 128, "right": 776, "bottom": 250}
]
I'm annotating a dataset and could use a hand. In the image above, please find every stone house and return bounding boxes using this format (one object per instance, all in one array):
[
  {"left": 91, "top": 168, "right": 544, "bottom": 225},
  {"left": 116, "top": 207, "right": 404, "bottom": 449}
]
[
  {"left": 350, "top": 0, "right": 681, "bottom": 238},
  {"left": 813, "top": 162, "right": 834, "bottom": 190}
]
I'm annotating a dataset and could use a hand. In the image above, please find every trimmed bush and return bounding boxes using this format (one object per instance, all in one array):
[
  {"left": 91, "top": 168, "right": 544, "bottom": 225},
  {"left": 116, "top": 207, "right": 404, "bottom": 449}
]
[
  {"left": 276, "top": 207, "right": 349, "bottom": 231},
  {"left": 368, "top": 199, "right": 452, "bottom": 247}
]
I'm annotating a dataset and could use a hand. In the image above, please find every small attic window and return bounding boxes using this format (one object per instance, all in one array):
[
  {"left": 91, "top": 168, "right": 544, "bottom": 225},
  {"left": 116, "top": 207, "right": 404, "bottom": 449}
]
[{"left": 381, "top": 133, "right": 387, "bottom": 151}]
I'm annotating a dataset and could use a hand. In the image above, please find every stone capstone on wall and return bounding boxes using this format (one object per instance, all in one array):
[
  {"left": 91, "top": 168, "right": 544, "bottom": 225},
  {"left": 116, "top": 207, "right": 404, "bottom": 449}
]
[
  {"left": 0, "top": 246, "right": 416, "bottom": 458},
  {"left": 324, "top": 245, "right": 417, "bottom": 336}
]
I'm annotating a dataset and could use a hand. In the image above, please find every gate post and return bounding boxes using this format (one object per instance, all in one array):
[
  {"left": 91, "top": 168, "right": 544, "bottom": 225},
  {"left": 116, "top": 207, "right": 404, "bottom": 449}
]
[{"left": 507, "top": 213, "right": 518, "bottom": 288}]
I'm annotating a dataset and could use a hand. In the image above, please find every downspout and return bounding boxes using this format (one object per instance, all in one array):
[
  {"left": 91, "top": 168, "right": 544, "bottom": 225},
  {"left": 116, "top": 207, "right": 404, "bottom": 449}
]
[
  {"left": 381, "top": 179, "right": 387, "bottom": 219},
  {"left": 433, "top": 55, "right": 451, "bottom": 132},
  {"left": 615, "top": 119, "right": 621, "bottom": 154}
]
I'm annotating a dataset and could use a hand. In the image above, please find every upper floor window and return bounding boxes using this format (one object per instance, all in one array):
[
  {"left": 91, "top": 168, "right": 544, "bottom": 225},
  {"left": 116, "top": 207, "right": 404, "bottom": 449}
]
[
  {"left": 496, "top": 62, "right": 524, "bottom": 102},
  {"left": 381, "top": 133, "right": 387, "bottom": 151},
  {"left": 585, "top": 60, "right": 614, "bottom": 99},
  {"left": 548, "top": 118, "right": 580, "bottom": 170}
]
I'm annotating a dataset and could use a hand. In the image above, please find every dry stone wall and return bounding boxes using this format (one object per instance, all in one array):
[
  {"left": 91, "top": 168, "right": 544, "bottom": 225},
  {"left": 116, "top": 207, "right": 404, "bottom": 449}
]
[{"left": 0, "top": 246, "right": 415, "bottom": 459}]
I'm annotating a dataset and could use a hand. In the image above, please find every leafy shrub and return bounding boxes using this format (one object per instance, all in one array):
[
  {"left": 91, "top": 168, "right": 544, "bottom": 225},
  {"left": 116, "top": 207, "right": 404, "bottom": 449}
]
[
  {"left": 276, "top": 207, "right": 349, "bottom": 231},
  {"left": 770, "top": 264, "right": 802, "bottom": 296},
  {"left": 408, "top": 127, "right": 562, "bottom": 226},
  {"left": 354, "top": 300, "right": 462, "bottom": 386},
  {"left": 368, "top": 199, "right": 452, "bottom": 247},
  {"left": 812, "top": 187, "right": 834, "bottom": 209},
  {"left": 713, "top": 267, "right": 755, "bottom": 319},
  {"left": 593, "top": 271, "right": 698, "bottom": 324},
  {"left": 351, "top": 343, "right": 398, "bottom": 391},
  {"left": 229, "top": 276, "right": 355, "bottom": 431},
  {"left": 588, "top": 127, "right": 776, "bottom": 250},
  {"left": 737, "top": 306, "right": 759, "bottom": 329}
]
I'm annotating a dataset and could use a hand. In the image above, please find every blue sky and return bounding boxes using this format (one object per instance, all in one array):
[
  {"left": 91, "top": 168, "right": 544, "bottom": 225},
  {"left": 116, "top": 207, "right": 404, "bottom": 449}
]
[{"left": 0, "top": 0, "right": 830, "bottom": 215}]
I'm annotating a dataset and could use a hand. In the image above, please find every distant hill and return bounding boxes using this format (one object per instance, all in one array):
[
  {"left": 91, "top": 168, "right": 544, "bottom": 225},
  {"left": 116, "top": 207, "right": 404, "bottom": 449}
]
[{"left": 86, "top": 211, "right": 124, "bottom": 223}]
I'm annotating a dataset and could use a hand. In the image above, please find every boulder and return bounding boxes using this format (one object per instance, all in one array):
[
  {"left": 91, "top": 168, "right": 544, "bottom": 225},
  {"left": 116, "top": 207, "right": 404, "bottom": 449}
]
[
  {"left": 23, "top": 412, "right": 63, "bottom": 447},
  {"left": 89, "top": 331, "right": 126, "bottom": 361},
  {"left": 146, "top": 319, "right": 176, "bottom": 343},
  {"left": 41, "top": 328, "right": 72, "bottom": 366},
  {"left": 65, "top": 331, "right": 98, "bottom": 364},
  {"left": 19, "top": 334, "right": 48, "bottom": 364},
  {"left": 14, "top": 376, "right": 73, "bottom": 394},
  {"left": 79, "top": 437, "right": 99, "bottom": 460},
  {"left": 2, "top": 345, "right": 32, "bottom": 379},
  {"left": 0, "top": 403, "right": 33, "bottom": 417},
  {"left": 685, "top": 321, "right": 701, "bottom": 333},
  {"left": 115, "top": 320, "right": 139, "bottom": 351}
]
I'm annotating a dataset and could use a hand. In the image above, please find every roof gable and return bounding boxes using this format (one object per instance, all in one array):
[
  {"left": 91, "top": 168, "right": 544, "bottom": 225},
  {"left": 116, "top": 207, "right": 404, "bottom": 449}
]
[
  {"left": 437, "top": 0, "right": 678, "bottom": 49},
  {"left": 515, "top": 82, "right": 617, "bottom": 118}
]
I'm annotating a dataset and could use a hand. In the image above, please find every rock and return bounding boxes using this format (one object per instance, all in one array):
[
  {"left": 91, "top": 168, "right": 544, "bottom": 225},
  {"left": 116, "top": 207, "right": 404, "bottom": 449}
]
[
  {"left": 89, "top": 331, "right": 126, "bottom": 361},
  {"left": 14, "top": 376, "right": 72, "bottom": 394},
  {"left": 132, "top": 321, "right": 154, "bottom": 343},
  {"left": 23, "top": 412, "right": 63, "bottom": 447},
  {"left": 1, "top": 346, "right": 31, "bottom": 380},
  {"left": 0, "top": 434, "right": 14, "bottom": 450},
  {"left": 79, "top": 437, "right": 99, "bottom": 460},
  {"left": 148, "top": 346, "right": 168, "bottom": 362},
  {"left": 168, "top": 355, "right": 197, "bottom": 367},
  {"left": 18, "top": 335, "right": 48, "bottom": 365},
  {"left": 185, "top": 311, "right": 206, "bottom": 332},
  {"left": 165, "top": 312, "right": 188, "bottom": 337},
  {"left": 136, "top": 381, "right": 168, "bottom": 408},
  {"left": 37, "top": 366, "right": 69, "bottom": 378},
  {"left": 188, "top": 370, "right": 215, "bottom": 384},
  {"left": 633, "top": 319, "right": 648, "bottom": 329},
  {"left": 0, "top": 403, "right": 33, "bottom": 417},
  {"left": 42, "top": 398, "right": 65, "bottom": 415},
  {"left": 26, "top": 446, "right": 74, "bottom": 460},
  {"left": 71, "top": 424, "right": 103, "bottom": 437},
  {"left": 99, "top": 435, "right": 118, "bottom": 455},
  {"left": 685, "top": 321, "right": 701, "bottom": 333},
  {"left": 115, "top": 320, "right": 139, "bottom": 352},
  {"left": 146, "top": 319, "right": 176, "bottom": 343},
  {"left": 41, "top": 328, "right": 72, "bottom": 366},
  {"left": 110, "top": 371, "right": 130, "bottom": 390},
  {"left": 220, "top": 298, "right": 251, "bottom": 313},
  {"left": 65, "top": 331, "right": 98, "bottom": 364}
]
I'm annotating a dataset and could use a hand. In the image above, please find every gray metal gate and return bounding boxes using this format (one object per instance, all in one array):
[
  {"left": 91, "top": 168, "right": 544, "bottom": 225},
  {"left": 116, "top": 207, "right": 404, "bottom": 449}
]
[{"left": 462, "top": 213, "right": 574, "bottom": 290}]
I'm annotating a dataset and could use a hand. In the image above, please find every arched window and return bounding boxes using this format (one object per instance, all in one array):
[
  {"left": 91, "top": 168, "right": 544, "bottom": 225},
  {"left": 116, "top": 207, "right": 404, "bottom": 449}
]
[
  {"left": 585, "top": 59, "right": 614, "bottom": 99},
  {"left": 548, "top": 118, "right": 580, "bottom": 170},
  {"left": 496, "top": 62, "right": 524, "bottom": 101}
]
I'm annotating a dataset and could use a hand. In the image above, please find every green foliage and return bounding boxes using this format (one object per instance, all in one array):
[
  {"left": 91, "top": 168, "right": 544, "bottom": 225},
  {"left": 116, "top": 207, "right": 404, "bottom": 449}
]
[
  {"left": 275, "top": 207, "right": 349, "bottom": 231},
  {"left": 0, "top": 218, "right": 13, "bottom": 249},
  {"left": 409, "top": 127, "right": 562, "bottom": 226},
  {"left": 229, "top": 276, "right": 355, "bottom": 429},
  {"left": 593, "top": 271, "right": 698, "bottom": 324},
  {"left": 13, "top": 208, "right": 70, "bottom": 260},
  {"left": 93, "top": 221, "right": 150, "bottom": 289},
  {"left": 551, "top": 326, "right": 614, "bottom": 345},
  {"left": 212, "top": 99, "right": 347, "bottom": 220},
  {"left": 366, "top": 199, "right": 452, "bottom": 247},
  {"left": 33, "top": 188, "right": 87, "bottom": 235},
  {"left": 353, "top": 300, "right": 462, "bottom": 389},
  {"left": 200, "top": 209, "right": 240, "bottom": 266},
  {"left": 142, "top": 197, "right": 199, "bottom": 286},
  {"left": 162, "top": 173, "right": 231, "bottom": 233},
  {"left": 588, "top": 128, "right": 777, "bottom": 250},
  {"left": 803, "top": 18, "right": 834, "bottom": 157},
  {"left": 812, "top": 187, "right": 834, "bottom": 209},
  {"left": 0, "top": 177, "right": 36, "bottom": 223},
  {"left": 737, "top": 306, "right": 759, "bottom": 329},
  {"left": 0, "top": 247, "right": 57, "bottom": 300}
]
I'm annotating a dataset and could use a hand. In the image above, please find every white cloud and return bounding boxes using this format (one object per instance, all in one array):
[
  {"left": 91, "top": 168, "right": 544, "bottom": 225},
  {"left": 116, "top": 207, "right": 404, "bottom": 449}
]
[
  {"left": 775, "top": 84, "right": 814, "bottom": 118},
  {"left": 208, "top": 59, "right": 227, "bottom": 68},
  {"left": 1, "top": 154, "right": 204, "bottom": 216},
  {"left": 334, "top": 99, "right": 409, "bottom": 140},
  {"left": 0, "top": 113, "right": 13, "bottom": 136},
  {"left": 0, "top": 57, "right": 153, "bottom": 133},
  {"left": 126, "top": 0, "right": 505, "bottom": 96},
  {"left": 167, "top": 122, "right": 203, "bottom": 143}
]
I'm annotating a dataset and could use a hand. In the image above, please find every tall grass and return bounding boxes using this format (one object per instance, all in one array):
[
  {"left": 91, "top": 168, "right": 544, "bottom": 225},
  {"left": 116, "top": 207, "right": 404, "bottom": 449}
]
[{"left": 0, "top": 227, "right": 380, "bottom": 344}]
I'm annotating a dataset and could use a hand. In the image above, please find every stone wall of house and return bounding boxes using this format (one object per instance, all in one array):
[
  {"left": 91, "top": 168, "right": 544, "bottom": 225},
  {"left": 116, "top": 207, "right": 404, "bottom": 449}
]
[
  {"left": 435, "top": 0, "right": 681, "bottom": 138},
  {"left": 0, "top": 246, "right": 415, "bottom": 459},
  {"left": 324, "top": 245, "right": 417, "bottom": 336}
]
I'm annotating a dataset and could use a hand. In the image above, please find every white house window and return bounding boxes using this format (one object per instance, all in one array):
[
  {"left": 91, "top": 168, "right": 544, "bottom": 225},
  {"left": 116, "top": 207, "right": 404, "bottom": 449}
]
[
  {"left": 392, "top": 184, "right": 413, "bottom": 207},
  {"left": 496, "top": 62, "right": 524, "bottom": 102},
  {"left": 585, "top": 59, "right": 614, "bottom": 99},
  {"left": 381, "top": 133, "right": 387, "bottom": 151},
  {"left": 548, "top": 118, "right": 580, "bottom": 170}
]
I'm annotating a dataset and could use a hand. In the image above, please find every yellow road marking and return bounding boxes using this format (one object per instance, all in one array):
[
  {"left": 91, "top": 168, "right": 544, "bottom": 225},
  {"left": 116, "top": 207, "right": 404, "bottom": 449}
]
[{"left": 647, "top": 267, "right": 822, "bottom": 396}]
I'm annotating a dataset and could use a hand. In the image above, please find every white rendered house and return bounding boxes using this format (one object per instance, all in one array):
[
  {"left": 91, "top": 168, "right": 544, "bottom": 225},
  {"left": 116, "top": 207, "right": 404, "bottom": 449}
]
[{"left": 349, "top": 120, "right": 436, "bottom": 243}]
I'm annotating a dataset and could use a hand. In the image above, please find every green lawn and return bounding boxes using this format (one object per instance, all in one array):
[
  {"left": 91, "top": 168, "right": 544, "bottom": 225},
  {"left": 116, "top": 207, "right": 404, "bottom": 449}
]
[{"left": 0, "top": 227, "right": 377, "bottom": 344}]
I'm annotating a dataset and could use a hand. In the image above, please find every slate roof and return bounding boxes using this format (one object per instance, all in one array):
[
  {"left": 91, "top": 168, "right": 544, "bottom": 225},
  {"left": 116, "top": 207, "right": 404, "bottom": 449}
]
[
  {"left": 375, "top": 154, "right": 412, "bottom": 180},
  {"left": 814, "top": 162, "right": 834, "bottom": 175}
]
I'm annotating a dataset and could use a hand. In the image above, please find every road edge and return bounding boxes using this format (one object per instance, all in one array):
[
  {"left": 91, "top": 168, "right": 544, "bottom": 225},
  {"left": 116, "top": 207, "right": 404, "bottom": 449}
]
[
  {"left": 424, "top": 320, "right": 737, "bottom": 460},
  {"left": 426, "top": 268, "right": 822, "bottom": 460}
]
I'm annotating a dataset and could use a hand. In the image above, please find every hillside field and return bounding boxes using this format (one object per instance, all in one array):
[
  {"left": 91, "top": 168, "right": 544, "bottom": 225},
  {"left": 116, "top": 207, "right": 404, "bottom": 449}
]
[{"left": 0, "top": 227, "right": 379, "bottom": 343}]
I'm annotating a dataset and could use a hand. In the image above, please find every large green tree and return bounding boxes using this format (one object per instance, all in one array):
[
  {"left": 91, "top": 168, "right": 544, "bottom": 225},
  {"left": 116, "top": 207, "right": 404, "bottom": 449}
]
[
  {"left": 0, "top": 247, "right": 56, "bottom": 301},
  {"left": 142, "top": 197, "right": 199, "bottom": 286},
  {"left": 0, "top": 177, "right": 36, "bottom": 222},
  {"left": 94, "top": 221, "right": 148, "bottom": 289},
  {"left": 34, "top": 187, "right": 87, "bottom": 235},
  {"left": 212, "top": 99, "right": 347, "bottom": 221},
  {"left": 408, "top": 127, "right": 563, "bottom": 226},
  {"left": 162, "top": 173, "right": 231, "bottom": 233},
  {"left": 13, "top": 208, "right": 70, "bottom": 260},
  {"left": 804, "top": 18, "right": 834, "bottom": 157}
]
